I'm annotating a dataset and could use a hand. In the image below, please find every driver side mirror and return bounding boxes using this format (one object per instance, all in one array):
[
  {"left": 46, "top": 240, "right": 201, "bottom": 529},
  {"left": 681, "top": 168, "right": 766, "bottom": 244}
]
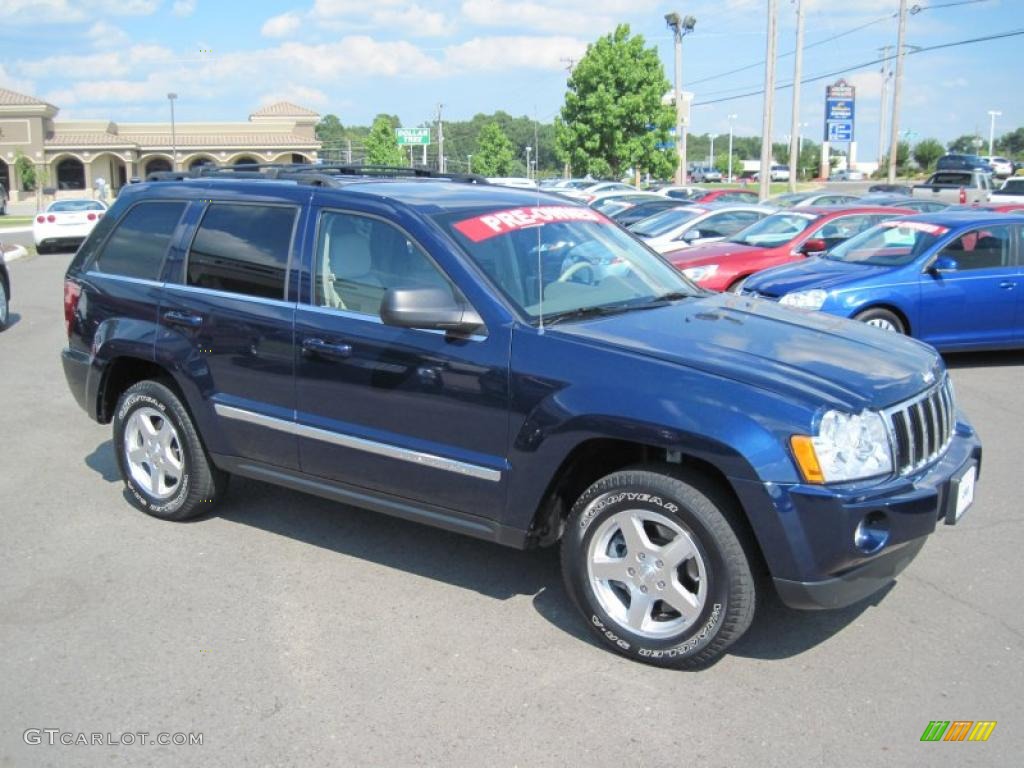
[
  {"left": 800, "top": 238, "right": 827, "bottom": 255},
  {"left": 930, "top": 255, "right": 959, "bottom": 273},
  {"left": 381, "top": 287, "right": 484, "bottom": 335},
  {"left": 680, "top": 229, "right": 702, "bottom": 242}
]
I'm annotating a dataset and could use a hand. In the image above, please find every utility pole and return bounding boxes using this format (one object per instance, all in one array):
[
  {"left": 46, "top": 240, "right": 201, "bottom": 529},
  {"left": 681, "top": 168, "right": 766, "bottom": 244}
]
[
  {"left": 708, "top": 134, "right": 716, "bottom": 167},
  {"left": 467, "top": 154, "right": 472, "bottom": 174},
  {"left": 887, "top": 0, "right": 908, "bottom": 184},
  {"left": 525, "top": 146, "right": 532, "bottom": 180},
  {"left": 167, "top": 93, "right": 178, "bottom": 172},
  {"left": 436, "top": 103, "right": 445, "bottom": 173},
  {"left": 533, "top": 111, "right": 540, "bottom": 180},
  {"left": 346, "top": 138, "right": 352, "bottom": 164},
  {"left": 987, "top": 110, "right": 1002, "bottom": 157},
  {"left": 665, "top": 13, "right": 696, "bottom": 185},
  {"left": 787, "top": 0, "right": 804, "bottom": 192},
  {"left": 759, "top": 0, "right": 778, "bottom": 201},
  {"left": 877, "top": 45, "right": 893, "bottom": 169},
  {"left": 727, "top": 114, "right": 737, "bottom": 182}
]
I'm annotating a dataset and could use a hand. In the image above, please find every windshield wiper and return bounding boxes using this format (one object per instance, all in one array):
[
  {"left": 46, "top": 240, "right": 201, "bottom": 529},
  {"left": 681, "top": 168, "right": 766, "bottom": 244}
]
[{"left": 544, "top": 295, "right": 691, "bottom": 326}]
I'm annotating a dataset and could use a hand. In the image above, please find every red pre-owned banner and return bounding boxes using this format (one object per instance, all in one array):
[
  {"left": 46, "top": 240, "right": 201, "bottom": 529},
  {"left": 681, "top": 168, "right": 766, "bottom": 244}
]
[{"left": 453, "top": 206, "right": 610, "bottom": 242}]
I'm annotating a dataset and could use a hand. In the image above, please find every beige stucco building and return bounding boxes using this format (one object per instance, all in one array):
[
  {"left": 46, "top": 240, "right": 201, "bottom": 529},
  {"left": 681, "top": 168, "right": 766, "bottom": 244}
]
[{"left": 0, "top": 87, "right": 321, "bottom": 202}]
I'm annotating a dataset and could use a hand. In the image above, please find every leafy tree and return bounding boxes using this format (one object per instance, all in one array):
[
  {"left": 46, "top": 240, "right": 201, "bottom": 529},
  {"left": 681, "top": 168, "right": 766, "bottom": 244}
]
[
  {"left": 14, "top": 150, "right": 37, "bottom": 191},
  {"left": 472, "top": 123, "right": 516, "bottom": 176},
  {"left": 913, "top": 138, "right": 945, "bottom": 171},
  {"left": 997, "top": 127, "right": 1024, "bottom": 157},
  {"left": 363, "top": 115, "right": 404, "bottom": 166},
  {"left": 556, "top": 24, "right": 675, "bottom": 179},
  {"left": 948, "top": 134, "right": 982, "bottom": 154},
  {"left": 315, "top": 114, "right": 345, "bottom": 144}
]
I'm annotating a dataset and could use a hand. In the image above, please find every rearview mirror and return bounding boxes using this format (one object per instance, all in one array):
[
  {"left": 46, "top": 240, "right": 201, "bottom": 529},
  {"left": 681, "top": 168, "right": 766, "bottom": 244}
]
[
  {"left": 680, "top": 229, "right": 702, "bottom": 242},
  {"left": 930, "top": 255, "right": 959, "bottom": 273},
  {"left": 381, "top": 287, "right": 483, "bottom": 335},
  {"left": 800, "top": 238, "right": 827, "bottom": 255}
]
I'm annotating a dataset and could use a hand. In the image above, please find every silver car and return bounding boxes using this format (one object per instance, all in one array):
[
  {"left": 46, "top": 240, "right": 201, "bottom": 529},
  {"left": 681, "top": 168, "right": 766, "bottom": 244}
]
[{"left": 629, "top": 203, "right": 775, "bottom": 254}]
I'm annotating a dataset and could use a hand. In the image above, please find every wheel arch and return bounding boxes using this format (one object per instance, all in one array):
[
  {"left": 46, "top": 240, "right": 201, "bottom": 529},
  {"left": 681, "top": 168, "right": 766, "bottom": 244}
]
[
  {"left": 854, "top": 302, "right": 912, "bottom": 335},
  {"left": 97, "top": 355, "right": 181, "bottom": 423}
]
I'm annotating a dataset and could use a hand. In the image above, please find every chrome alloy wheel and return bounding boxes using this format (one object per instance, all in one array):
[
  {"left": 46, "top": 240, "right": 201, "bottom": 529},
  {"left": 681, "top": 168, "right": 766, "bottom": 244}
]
[
  {"left": 865, "top": 317, "right": 898, "bottom": 332},
  {"left": 123, "top": 406, "right": 184, "bottom": 500},
  {"left": 586, "top": 508, "right": 708, "bottom": 639}
]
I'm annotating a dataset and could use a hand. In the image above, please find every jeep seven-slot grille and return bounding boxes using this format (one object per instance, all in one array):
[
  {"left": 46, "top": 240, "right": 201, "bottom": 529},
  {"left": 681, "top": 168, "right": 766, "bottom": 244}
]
[{"left": 885, "top": 376, "right": 955, "bottom": 475}]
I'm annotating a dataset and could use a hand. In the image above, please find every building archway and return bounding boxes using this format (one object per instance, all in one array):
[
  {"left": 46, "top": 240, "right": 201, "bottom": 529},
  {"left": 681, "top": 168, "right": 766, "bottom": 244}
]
[
  {"left": 142, "top": 156, "right": 172, "bottom": 176},
  {"left": 0, "top": 160, "right": 10, "bottom": 195},
  {"left": 232, "top": 155, "right": 260, "bottom": 166},
  {"left": 56, "top": 157, "right": 86, "bottom": 190},
  {"left": 272, "top": 152, "right": 314, "bottom": 165},
  {"left": 186, "top": 155, "right": 218, "bottom": 171}
]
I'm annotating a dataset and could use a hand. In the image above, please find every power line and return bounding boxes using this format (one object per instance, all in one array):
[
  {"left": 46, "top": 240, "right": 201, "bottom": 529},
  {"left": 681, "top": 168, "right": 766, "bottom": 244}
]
[
  {"left": 692, "top": 27, "right": 1024, "bottom": 107},
  {"left": 685, "top": 0, "right": 995, "bottom": 90}
]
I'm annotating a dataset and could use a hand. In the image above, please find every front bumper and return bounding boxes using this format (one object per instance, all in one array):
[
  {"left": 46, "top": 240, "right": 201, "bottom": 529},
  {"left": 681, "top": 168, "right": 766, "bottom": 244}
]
[{"left": 733, "top": 421, "right": 982, "bottom": 610}]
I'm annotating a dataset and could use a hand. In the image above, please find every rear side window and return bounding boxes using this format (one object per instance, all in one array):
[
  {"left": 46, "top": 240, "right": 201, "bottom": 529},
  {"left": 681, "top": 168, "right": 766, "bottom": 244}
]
[
  {"left": 187, "top": 203, "right": 297, "bottom": 300},
  {"left": 95, "top": 201, "right": 186, "bottom": 280}
]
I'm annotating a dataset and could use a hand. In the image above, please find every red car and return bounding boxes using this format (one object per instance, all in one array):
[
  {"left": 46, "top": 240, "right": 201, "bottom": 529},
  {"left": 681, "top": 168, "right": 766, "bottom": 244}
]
[
  {"left": 692, "top": 188, "right": 760, "bottom": 204},
  {"left": 663, "top": 205, "right": 914, "bottom": 292}
]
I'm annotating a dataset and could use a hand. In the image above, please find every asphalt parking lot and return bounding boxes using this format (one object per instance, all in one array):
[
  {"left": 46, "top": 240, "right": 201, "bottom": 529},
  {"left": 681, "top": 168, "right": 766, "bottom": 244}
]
[{"left": 1, "top": 249, "right": 1021, "bottom": 767}]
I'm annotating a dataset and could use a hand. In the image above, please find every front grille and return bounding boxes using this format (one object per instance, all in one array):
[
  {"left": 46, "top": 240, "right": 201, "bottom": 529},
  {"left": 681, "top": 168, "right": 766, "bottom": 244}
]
[{"left": 884, "top": 376, "right": 956, "bottom": 475}]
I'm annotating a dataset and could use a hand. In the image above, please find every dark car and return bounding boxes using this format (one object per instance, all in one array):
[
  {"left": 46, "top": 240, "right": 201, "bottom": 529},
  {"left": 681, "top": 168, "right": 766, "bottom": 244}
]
[
  {"left": 61, "top": 164, "right": 981, "bottom": 669},
  {"left": 935, "top": 153, "right": 992, "bottom": 173},
  {"left": 0, "top": 253, "right": 9, "bottom": 328},
  {"left": 608, "top": 198, "right": 689, "bottom": 227}
]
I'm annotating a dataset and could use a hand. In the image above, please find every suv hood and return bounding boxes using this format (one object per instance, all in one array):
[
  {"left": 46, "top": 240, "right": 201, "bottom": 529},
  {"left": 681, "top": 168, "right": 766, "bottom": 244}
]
[
  {"left": 743, "top": 257, "right": 892, "bottom": 297},
  {"left": 551, "top": 293, "right": 940, "bottom": 411}
]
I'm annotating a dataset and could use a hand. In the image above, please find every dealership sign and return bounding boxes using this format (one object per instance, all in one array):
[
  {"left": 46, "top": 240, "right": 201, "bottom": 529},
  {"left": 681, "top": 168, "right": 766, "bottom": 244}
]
[{"left": 823, "top": 79, "right": 855, "bottom": 143}]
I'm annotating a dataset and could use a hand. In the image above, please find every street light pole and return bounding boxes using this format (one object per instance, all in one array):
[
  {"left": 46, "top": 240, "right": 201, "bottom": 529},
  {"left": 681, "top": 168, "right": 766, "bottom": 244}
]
[
  {"left": 759, "top": 0, "right": 779, "bottom": 202},
  {"left": 708, "top": 134, "right": 716, "bottom": 168},
  {"left": 525, "top": 146, "right": 532, "bottom": 180},
  {"left": 787, "top": 0, "right": 804, "bottom": 193},
  {"left": 727, "top": 114, "right": 737, "bottom": 182},
  {"left": 467, "top": 154, "right": 472, "bottom": 174},
  {"left": 167, "top": 92, "right": 178, "bottom": 172},
  {"left": 665, "top": 13, "right": 696, "bottom": 185},
  {"left": 887, "top": 0, "right": 908, "bottom": 184},
  {"left": 987, "top": 110, "right": 1002, "bottom": 157}
]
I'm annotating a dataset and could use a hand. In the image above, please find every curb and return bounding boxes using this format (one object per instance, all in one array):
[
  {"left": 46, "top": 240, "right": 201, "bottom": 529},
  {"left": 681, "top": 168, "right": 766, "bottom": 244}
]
[{"left": 1, "top": 244, "right": 29, "bottom": 262}]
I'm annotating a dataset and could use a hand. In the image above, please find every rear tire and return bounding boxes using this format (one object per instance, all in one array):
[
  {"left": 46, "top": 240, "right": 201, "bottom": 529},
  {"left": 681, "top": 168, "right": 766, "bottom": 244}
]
[
  {"left": 0, "top": 278, "right": 8, "bottom": 330},
  {"left": 561, "top": 467, "right": 756, "bottom": 669},
  {"left": 855, "top": 307, "right": 905, "bottom": 334},
  {"left": 113, "top": 380, "right": 227, "bottom": 521}
]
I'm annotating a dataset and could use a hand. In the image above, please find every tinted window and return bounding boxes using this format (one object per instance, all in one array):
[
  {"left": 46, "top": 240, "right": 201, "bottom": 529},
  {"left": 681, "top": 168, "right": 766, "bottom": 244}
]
[
  {"left": 941, "top": 226, "right": 1013, "bottom": 271},
  {"left": 316, "top": 211, "right": 453, "bottom": 317},
  {"left": 49, "top": 200, "right": 106, "bottom": 212},
  {"left": 187, "top": 204, "right": 296, "bottom": 299},
  {"left": 95, "top": 201, "right": 186, "bottom": 280},
  {"left": 692, "top": 210, "right": 762, "bottom": 239}
]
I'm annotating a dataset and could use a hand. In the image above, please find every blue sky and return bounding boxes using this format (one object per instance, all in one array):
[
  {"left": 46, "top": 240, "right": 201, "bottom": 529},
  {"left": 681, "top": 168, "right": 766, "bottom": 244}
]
[{"left": 0, "top": 0, "right": 1020, "bottom": 160}]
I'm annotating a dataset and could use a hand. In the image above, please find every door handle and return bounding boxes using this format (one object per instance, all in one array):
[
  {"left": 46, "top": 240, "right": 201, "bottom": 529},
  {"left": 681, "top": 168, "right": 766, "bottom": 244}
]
[
  {"left": 302, "top": 337, "right": 352, "bottom": 360},
  {"left": 999, "top": 281, "right": 1016, "bottom": 290},
  {"left": 163, "top": 310, "right": 203, "bottom": 328}
]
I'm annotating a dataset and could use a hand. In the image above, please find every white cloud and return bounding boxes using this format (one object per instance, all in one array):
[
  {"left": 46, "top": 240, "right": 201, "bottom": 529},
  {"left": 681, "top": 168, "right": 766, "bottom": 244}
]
[
  {"left": 87, "top": 21, "right": 130, "bottom": 48},
  {"left": 848, "top": 71, "right": 883, "bottom": 100},
  {"left": 445, "top": 35, "right": 587, "bottom": 71},
  {"left": 274, "top": 37, "right": 447, "bottom": 78},
  {"left": 461, "top": 0, "right": 657, "bottom": 34},
  {"left": 261, "top": 12, "right": 302, "bottom": 38},
  {"left": 17, "top": 45, "right": 176, "bottom": 80},
  {"left": 263, "top": 0, "right": 451, "bottom": 38},
  {"left": 0, "top": 65, "right": 37, "bottom": 99},
  {"left": 172, "top": 0, "right": 197, "bottom": 17},
  {"left": 0, "top": 0, "right": 159, "bottom": 23}
]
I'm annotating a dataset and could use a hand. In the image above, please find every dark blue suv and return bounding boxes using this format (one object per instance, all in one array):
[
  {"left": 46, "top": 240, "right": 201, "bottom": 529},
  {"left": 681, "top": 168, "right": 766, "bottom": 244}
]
[{"left": 62, "top": 165, "right": 982, "bottom": 668}]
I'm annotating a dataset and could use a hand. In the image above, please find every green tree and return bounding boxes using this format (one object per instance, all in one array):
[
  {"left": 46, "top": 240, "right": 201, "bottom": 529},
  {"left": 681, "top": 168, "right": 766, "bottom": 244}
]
[
  {"left": 996, "top": 127, "right": 1024, "bottom": 157},
  {"left": 556, "top": 24, "right": 675, "bottom": 179},
  {"left": 473, "top": 122, "right": 516, "bottom": 176},
  {"left": 14, "top": 150, "right": 37, "bottom": 191},
  {"left": 363, "top": 115, "right": 404, "bottom": 166},
  {"left": 315, "top": 114, "right": 345, "bottom": 143},
  {"left": 948, "top": 134, "right": 981, "bottom": 154},
  {"left": 913, "top": 138, "right": 945, "bottom": 171}
]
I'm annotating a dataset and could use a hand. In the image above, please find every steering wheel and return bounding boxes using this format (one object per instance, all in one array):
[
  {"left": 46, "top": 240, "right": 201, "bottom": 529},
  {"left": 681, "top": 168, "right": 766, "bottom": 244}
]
[{"left": 557, "top": 260, "right": 595, "bottom": 284}]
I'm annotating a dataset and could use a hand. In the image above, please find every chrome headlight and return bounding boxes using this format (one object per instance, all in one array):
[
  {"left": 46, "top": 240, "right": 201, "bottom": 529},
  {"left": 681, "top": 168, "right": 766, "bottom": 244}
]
[
  {"left": 779, "top": 289, "right": 827, "bottom": 310},
  {"left": 681, "top": 264, "right": 718, "bottom": 282},
  {"left": 792, "top": 409, "right": 893, "bottom": 483}
]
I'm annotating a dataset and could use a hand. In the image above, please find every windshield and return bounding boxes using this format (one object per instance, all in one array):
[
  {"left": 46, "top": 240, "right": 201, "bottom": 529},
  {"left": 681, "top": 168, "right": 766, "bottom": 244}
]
[
  {"left": 629, "top": 207, "right": 704, "bottom": 237},
  {"left": 435, "top": 205, "right": 698, "bottom": 322},
  {"left": 996, "top": 179, "right": 1024, "bottom": 194},
  {"left": 767, "top": 193, "right": 809, "bottom": 207},
  {"left": 729, "top": 211, "right": 816, "bottom": 247},
  {"left": 825, "top": 220, "right": 949, "bottom": 266}
]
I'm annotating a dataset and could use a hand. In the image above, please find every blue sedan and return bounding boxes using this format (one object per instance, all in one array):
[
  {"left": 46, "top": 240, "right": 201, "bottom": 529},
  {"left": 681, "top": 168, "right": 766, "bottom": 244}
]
[{"left": 741, "top": 212, "right": 1024, "bottom": 351}]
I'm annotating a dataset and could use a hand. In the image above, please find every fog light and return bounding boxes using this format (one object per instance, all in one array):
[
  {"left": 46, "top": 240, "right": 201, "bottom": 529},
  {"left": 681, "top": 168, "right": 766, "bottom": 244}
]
[{"left": 854, "top": 512, "right": 890, "bottom": 554}]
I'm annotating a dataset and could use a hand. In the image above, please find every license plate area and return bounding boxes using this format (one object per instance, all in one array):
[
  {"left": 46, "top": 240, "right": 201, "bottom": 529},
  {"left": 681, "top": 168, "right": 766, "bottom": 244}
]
[{"left": 945, "top": 463, "right": 976, "bottom": 525}]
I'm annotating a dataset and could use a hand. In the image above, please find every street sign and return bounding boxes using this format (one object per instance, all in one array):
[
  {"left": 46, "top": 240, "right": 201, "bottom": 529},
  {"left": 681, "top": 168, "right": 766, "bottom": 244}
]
[
  {"left": 396, "top": 128, "right": 430, "bottom": 146},
  {"left": 823, "top": 79, "right": 855, "bottom": 143}
]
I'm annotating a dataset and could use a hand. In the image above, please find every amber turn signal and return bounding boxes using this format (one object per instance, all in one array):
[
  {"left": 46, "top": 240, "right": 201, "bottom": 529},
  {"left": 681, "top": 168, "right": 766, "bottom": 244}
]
[{"left": 790, "top": 435, "right": 825, "bottom": 484}]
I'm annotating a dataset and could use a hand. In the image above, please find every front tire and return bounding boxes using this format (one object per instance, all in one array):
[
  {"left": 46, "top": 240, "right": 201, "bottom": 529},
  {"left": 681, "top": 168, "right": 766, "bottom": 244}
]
[
  {"left": 0, "top": 278, "right": 8, "bottom": 329},
  {"left": 561, "top": 467, "right": 756, "bottom": 669},
  {"left": 113, "top": 380, "right": 226, "bottom": 520},
  {"left": 855, "top": 307, "right": 905, "bottom": 334}
]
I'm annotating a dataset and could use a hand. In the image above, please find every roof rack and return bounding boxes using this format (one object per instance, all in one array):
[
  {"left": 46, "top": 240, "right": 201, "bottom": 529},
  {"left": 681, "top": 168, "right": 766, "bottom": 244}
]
[{"left": 145, "top": 162, "right": 490, "bottom": 186}]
